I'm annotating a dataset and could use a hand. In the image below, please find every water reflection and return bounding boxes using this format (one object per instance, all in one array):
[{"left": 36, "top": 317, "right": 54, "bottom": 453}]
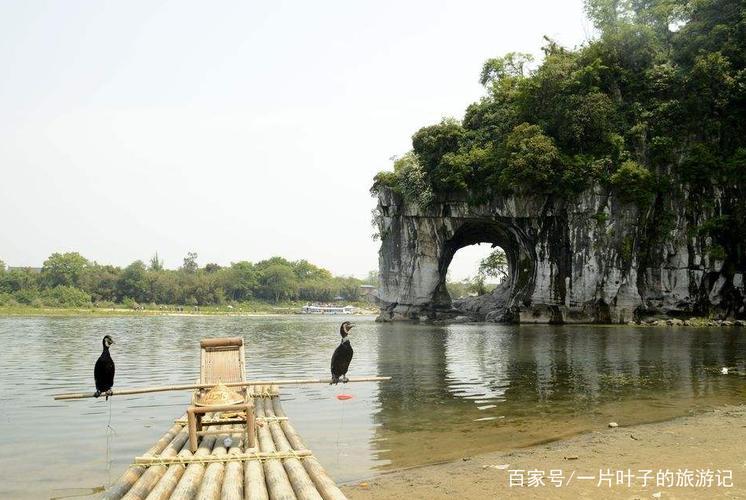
[
  {"left": 372, "top": 324, "right": 746, "bottom": 468},
  {"left": 0, "top": 317, "right": 744, "bottom": 498}
]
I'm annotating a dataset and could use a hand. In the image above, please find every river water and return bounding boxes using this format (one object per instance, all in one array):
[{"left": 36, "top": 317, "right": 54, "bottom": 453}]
[{"left": 0, "top": 315, "right": 745, "bottom": 498}]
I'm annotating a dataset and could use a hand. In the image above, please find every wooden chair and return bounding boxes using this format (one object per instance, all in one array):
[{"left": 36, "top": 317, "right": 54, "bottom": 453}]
[{"left": 187, "top": 337, "right": 256, "bottom": 452}]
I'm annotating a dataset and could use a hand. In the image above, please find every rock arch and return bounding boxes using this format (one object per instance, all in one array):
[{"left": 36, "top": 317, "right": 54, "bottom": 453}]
[
  {"left": 374, "top": 185, "right": 745, "bottom": 323},
  {"left": 430, "top": 219, "right": 533, "bottom": 315}
]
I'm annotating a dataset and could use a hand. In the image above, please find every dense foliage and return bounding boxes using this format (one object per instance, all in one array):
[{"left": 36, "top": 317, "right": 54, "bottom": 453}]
[
  {"left": 372, "top": 0, "right": 745, "bottom": 211},
  {"left": 0, "top": 252, "right": 368, "bottom": 308}
]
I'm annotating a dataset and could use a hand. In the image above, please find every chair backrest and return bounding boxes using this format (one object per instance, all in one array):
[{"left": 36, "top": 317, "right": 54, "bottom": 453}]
[{"left": 199, "top": 337, "right": 246, "bottom": 384}]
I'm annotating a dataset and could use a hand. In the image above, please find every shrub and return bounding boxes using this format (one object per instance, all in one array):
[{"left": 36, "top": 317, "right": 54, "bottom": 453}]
[
  {"left": 371, "top": 153, "right": 434, "bottom": 208},
  {"left": 14, "top": 288, "right": 39, "bottom": 305},
  {"left": 609, "top": 160, "right": 654, "bottom": 204},
  {"left": 122, "top": 296, "right": 137, "bottom": 309},
  {"left": 499, "top": 123, "right": 561, "bottom": 192},
  {"left": 40, "top": 286, "right": 92, "bottom": 307},
  {"left": 370, "top": 170, "right": 399, "bottom": 194},
  {"left": 412, "top": 118, "right": 465, "bottom": 182},
  {"left": 0, "top": 292, "right": 17, "bottom": 306},
  {"left": 680, "top": 143, "right": 719, "bottom": 185},
  {"left": 393, "top": 153, "right": 434, "bottom": 208}
]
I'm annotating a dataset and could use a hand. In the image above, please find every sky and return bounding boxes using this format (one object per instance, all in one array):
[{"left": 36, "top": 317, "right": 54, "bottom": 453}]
[{"left": 0, "top": 0, "right": 591, "bottom": 280}]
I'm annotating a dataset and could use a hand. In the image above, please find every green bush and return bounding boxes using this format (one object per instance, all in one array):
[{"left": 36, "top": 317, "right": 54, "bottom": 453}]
[
  {"left": 393, "top": 153, "right": 434, "bottom": 208},
  {"left": 370, "top": 170, "right": 399, "bottom": 194},
  {"left": 411, "top": 118, "right": 465, "bottom": 191},
  {"left": 592, "top": 212, "right": 609, "bottom": 225},
  {"left": 499, "top": 123, "right": 562, "bottom": 192},
  {"left": 709, "top": 244, "right": 727, "bottom": 261},
  {"left": 371, "top": 153, "right": 435, "bottom": 208},
  {"left": 120, "top": 297, "right": 134, "bottom": 308},
  {"left": 0, "top": 292, "right": 16, "bottom": 306},
  {"left": 14, "top": 288, "right": 39, "bottom": 305},
  {"left": 609, "top": 160, "right": 654, "bottom": 204},
  {"left": 40, "top": 286, "right": 92, "bottom": 307}
]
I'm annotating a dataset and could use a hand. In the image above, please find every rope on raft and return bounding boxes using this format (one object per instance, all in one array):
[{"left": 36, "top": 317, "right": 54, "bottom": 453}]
[
  {"left": 133, "top": 448, "right": 313, "bottom": 466},
  {"left": 247, "top": 387, "right": 280, "bottom": 398},
  {"left": 173, "top": 415, "right": 288, "bottom": 425}
]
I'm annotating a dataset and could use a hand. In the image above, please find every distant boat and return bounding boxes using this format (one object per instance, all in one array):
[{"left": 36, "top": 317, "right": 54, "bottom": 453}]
[{"left": 301, "top": 304, "right": 354, "bottom": 315}]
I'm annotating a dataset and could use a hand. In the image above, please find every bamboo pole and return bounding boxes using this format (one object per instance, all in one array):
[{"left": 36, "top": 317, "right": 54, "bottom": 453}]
[
  {"left": 255, "top": 390, "right": 296, "bottom": 500},
  {"left": 120, "top": 428, "right": 190, "bottom": 500},
  {"left": 103, "top": 420, "right": 185, "bottom": 500},
  {"left": 168, "top": 428, "right": 221, "bottom": 498},
  {"left": 144, "top": 440, "right": 193, "bottom": 500},
  {"left": 196, "top": 426, "right": 231, "bottom": 500},
  {"left": 244, "top": 392, "right": 269, "bottom": 500},
  {"left": 263, "top": 393, "right": 323, "bottom": 500},
  {"left": 244, "top": 454, "right": 269, "bottom": 500},
  {"left": 220, "top": 431, "right": 244, "bottom": 500},
  {"left": 53, "top": 376, "right": 391, "bottom": 400},
  {"left": 272, "top": 398, "right": 347, "bottom": 500}
]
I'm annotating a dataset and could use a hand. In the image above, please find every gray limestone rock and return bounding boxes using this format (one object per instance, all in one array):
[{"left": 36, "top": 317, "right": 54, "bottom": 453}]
[{"left": 373, "top": 185, "right": 745, "bottom": 323}]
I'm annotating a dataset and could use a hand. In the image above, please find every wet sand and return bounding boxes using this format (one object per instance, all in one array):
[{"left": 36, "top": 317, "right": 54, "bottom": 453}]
[{"left": 342, "top": 405, "right": 746, "bottom": 499}]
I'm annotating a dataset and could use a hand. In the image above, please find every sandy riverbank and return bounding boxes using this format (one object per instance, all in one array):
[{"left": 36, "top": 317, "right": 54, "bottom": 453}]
[{"left": 341, "top": 405, "right": 746, "bottom": 499}]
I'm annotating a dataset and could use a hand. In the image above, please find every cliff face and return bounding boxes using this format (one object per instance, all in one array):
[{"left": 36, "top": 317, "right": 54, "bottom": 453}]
[{"left": 374, "top": 185, "right": 745, "bottom": 323}]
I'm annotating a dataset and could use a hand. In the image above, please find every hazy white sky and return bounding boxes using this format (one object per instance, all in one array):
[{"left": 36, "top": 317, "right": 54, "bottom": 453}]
[{"left": 0, "top": 0, "right": 590, "bottom": 280}]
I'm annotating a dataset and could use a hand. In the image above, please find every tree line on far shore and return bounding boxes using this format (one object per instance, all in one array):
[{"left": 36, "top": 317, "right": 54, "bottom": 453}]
[{"left": 0, "top": 252, "right": 376, "bottom": 308}]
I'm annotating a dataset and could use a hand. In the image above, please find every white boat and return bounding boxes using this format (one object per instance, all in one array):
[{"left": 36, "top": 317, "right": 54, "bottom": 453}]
[{"left": 301, "top": 304, "right": 354, "bottom": 314}]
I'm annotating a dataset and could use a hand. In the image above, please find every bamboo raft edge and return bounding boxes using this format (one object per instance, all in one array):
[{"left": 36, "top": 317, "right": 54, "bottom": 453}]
[{"left": 134, "top": 449, "right": 314, "bottom": 466}]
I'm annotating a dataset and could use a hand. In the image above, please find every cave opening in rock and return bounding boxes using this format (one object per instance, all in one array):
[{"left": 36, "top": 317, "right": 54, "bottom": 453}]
[
  {"left": 445, "top": 243, "right": 508, "bottom": 300},
  {"left": 429, "top": 219, "right": 532, "bottom": 321}
]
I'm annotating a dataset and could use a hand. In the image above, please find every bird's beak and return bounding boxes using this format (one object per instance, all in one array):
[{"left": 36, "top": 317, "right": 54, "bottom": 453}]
[{"left": 349, "top": 323, "right": 356, "bottom": 329}]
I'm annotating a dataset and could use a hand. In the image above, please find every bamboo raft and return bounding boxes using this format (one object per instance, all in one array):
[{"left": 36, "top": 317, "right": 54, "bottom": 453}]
[
  {"left": 52, "top": 337, "right": 389, "bottom": 500},
  {"left": 102, "top": 384, "right": 347, "bottom": 500}
]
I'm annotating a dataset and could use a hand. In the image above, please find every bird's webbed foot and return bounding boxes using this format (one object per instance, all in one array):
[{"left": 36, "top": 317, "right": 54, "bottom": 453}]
[
  {"left": 342, "top": 375, "right": 349, "bottom": 383},
  {"left": 105, "top": 389, "right": 113, "bottom": 400},
  {"left": 330, "top": 376, "right": 339, "bottom": 385},
  {"left": 94, "top": 390, "right": 101, "bottom": 398}
]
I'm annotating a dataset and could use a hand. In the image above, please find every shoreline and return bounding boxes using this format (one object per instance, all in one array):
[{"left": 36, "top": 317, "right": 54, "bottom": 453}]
[
  {"left": 341, "top": 405, "right": 746, "bottom": 499},
  {"left": 1, "top": 306, "right": 742, "bottom": 328},
  {"left": 0, "top": 306, "right": 379, "bottom": 318}
]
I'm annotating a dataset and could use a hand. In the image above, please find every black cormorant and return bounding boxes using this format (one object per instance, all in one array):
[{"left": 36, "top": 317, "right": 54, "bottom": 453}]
[
  {"left": 94, "top": 335, "right": 115, "bottom": 399},
  {"left": 330, "top": 321, "right": 355, "bottom": 384}
]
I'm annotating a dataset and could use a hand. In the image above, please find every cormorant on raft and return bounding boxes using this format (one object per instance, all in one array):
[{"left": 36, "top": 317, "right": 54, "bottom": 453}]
[
  {"left": 330, "top": 321, "right": 354, "bottom": 384},
  {"left": 94, "top": 335, "right": 115, "bottom": 400}
]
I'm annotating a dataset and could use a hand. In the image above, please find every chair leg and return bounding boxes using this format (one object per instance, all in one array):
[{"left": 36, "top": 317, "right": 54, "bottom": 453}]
[
  {"left": 187, "top": 409, "right": 198, "bottom": 453},
  {"left": 246, "top": 405, "right": 256, "bottom": 449}
]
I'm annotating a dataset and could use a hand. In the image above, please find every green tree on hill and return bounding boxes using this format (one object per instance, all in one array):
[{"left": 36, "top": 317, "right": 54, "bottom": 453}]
[
  {"left": 117, "top": 261, "right": 149, "bottom": 303},
  {"left": 373, "top": 0, "right": 746, "bottom": 270},
  {"left": 149, "top": 253, "right": 163, "bottom": 271},
  {"left": 41, "top": 252, "right": 88, "bottom": 288},
  {"left": 222, "top": 261, "right": 259, "bottom": 302},
  {"left": 80, "top": 263, "right": 121, "bottom": 302},
  {"left": 181, "top": 252, "right": 199, "bottom": 274},
  {"left": 258, "top": 263, "right": 298, "bottom": 303}
]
